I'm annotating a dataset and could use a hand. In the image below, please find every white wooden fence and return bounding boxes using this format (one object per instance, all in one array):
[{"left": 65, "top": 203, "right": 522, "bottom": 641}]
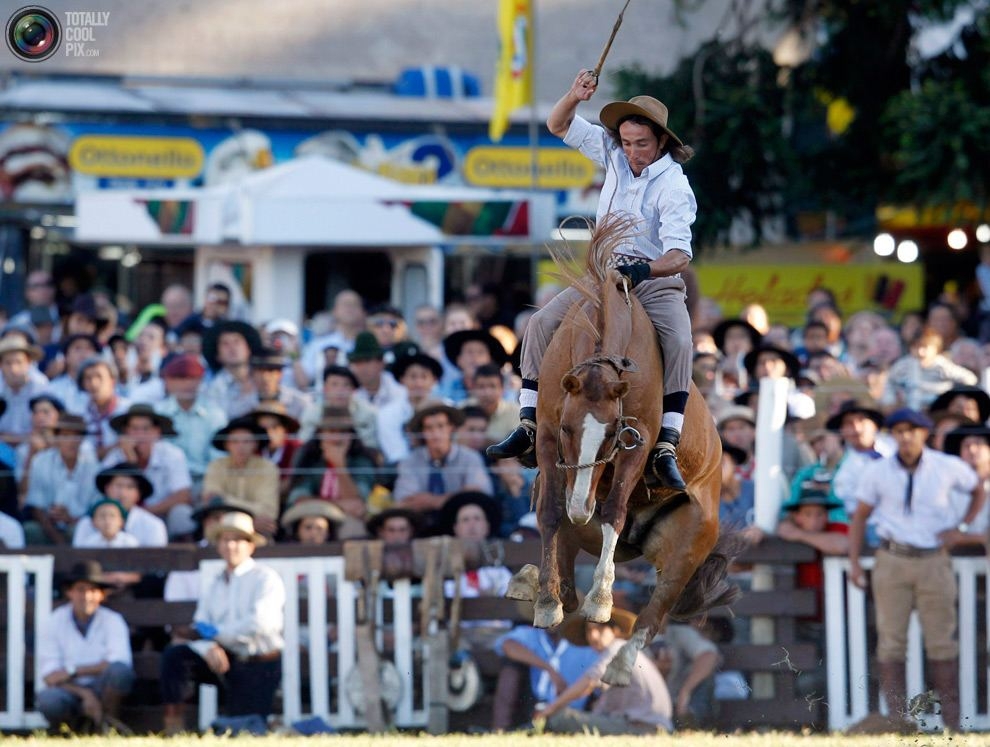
[
  {"left": 824, "top": 555, "right": 990, "bottom": 732},
  {"left": 0, "top": 555, "right": 431, "bottom": 731}
]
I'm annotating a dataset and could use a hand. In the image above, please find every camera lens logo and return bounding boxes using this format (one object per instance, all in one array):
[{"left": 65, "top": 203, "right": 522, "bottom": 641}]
[{"left": 6, "top": 6, "right": 61, "bottom": 62}]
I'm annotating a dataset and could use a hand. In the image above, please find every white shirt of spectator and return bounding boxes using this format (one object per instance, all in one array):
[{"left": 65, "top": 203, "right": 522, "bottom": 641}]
[
  {"left": 0, "top": 511, "right": 25, "bottom": 548},
  {"left": 25, "top": 441, "right": 101, "bottom": 519},
  {"left": 73, "top": 505, "right": 167, "bottom": 547},
  {"left": 36, "top": 603, "right": 132, "bottom": 685},
  {"left": 100, "top": 440, "right": 192, "bottom": 509},
  {"left": 73, "top": 529, "right": 141, "bottom": 548}
]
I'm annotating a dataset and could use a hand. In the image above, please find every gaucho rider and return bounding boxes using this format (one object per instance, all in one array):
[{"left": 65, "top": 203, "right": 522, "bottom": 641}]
[{"left": 488, "top": 70, "right": 697, "bottom": 491}]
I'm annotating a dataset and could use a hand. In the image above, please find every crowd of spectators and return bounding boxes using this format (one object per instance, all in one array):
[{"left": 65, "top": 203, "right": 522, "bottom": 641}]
[{"left": 2, "top": 266, "right": 990, "bottom": 734}]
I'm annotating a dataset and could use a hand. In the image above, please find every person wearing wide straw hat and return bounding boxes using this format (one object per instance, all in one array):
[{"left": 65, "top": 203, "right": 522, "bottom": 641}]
[
  {"left": 279, "top": 498, "right": 346, "bottom": 544},
  {"left": 490, "top": 71, "right": 697, "bottom": 492},
  {"left": 102, "top": 403, "right": 195, "bottom": 539},
  {"left": 536, "top": 605, "right": 673, "bottom": 734},
  {"left": 160, "top": 510, "right": 285, "bottom": 735},
  {"left": 35, "top": 560, "right": 136, "bottom": 734},
  {"left": 250, "top": 399, "right": 303, "bottom": 495}
]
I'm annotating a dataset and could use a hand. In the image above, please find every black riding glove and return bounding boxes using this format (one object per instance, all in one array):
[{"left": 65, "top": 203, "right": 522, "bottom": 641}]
[{"left": 615, "top": 263, "right": 651, "bottom": 288}]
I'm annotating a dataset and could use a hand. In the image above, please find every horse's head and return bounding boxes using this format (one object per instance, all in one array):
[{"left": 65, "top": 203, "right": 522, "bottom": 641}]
[{"left": 557, "top": 357, "right": 638, "bottom": 524}]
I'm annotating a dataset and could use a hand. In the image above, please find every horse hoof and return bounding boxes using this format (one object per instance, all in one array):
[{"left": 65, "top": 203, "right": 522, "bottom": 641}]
[
  {"left": 602, "top": 657, "right": 633, "bottom": 687},
  {"left": 581, "top": 595, "right": 613, "bottom": 624},
  {"left": 505, "top": 565, "right": 539, "bottom": 602},
  {"left": 533, "top": 601, "right": 563, "bottom": 629}
]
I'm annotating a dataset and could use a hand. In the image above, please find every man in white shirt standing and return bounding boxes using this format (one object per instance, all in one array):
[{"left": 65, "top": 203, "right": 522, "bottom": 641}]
[
  {"left": 160, "top": 511, "right": 285, "bottom": 735},
  {"left": 35, "top": 561, "right": 135, "bottom": 733}
]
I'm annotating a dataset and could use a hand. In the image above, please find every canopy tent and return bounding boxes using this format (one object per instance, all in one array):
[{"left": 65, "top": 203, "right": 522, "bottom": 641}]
[{"left": 74, "top": 154, "right": 551, "bottom": 246}]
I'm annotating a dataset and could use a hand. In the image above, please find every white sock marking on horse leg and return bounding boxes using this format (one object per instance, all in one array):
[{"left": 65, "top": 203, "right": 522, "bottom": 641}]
[
  {"left": 582, "top": 523, "right": 618, "bottom": 623},
  {"left": 603, "top": 627, "right": 650, "bottom": 686},
  {"left": 567, "top": 413, "right": 606, "bottom": 525}
]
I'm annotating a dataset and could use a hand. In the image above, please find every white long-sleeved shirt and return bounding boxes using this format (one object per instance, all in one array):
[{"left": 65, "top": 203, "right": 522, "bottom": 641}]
[
  {"left": 193, "top": 557, "right": 285, "bottom": 657},
  {"left": 37, "top": 604, "right": 132, "bottom": 684}
]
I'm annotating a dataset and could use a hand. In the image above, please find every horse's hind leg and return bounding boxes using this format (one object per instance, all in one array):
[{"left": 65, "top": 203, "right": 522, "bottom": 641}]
[{"left": 603, "top": 496, "right": 717, "bottom": 685}]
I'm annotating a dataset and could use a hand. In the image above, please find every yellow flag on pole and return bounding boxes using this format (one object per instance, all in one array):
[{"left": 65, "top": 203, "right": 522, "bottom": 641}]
[{"left": 489, "top": 0, "right": 533, "bottom": 142}]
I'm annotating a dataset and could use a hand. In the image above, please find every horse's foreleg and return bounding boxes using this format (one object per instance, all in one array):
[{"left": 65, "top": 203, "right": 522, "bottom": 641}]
[
  {"left": 534, "top": 462, "right": 566, "bottom": 628},
  {"left": 581, "top": 455, "right": 644, "bottom": 623}
]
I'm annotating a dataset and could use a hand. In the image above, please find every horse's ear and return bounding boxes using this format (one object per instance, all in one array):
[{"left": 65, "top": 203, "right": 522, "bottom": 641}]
[
  {"left": 619, "top": 357, "right": 639, "bottom": 373},
  {"left": 562, "top": 373, "right": 581, "bottom": 394},
  {"left": 608, "top": 381, "right": 630, "bottom": 399}
]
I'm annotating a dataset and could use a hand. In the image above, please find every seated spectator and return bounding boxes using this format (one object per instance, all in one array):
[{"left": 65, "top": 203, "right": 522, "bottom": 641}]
[
  {"left": 202, "top": 320, "right": 264, "bottom": 419},
  {"left": 883, "top": 326, "right": 977, "bottom": 410},
  {"left": 46, "top": 334, "right": 99, "bottom": 414},
  {"left": 366, "top": 303, "right": 418, "bottom": 366},
  {"left": 439, "top": 329, "right": 508, "bottom": 404},
  {"left": 929, "top": 384, "right": 990, "bottom": 426},
  {"left": 125, "top": 316, "right": 169, "bottom": 403},
  {"left": 410, "top": 304, "right": 445, "bottom": 363},
  {"left": 463, "top": 363, "right": 518, "bottom": 445},
  {"left": 348, "top": 331, "right": 406, "bottom": 410},
  {"left": 155, "top": 353, "right": 227, "bottom": 496},
  {"left": 248, "top": 348, "right": 312, "bottom": 420},
  {"left": 279, "top": 498, "right": 345, "bottom": 544},
  {"left": 536, "top": 607, "right": 673, "bottom": 735},
  {"left": 299, "top": 289, "right": 365, "bottom": 389},
  {"left": 0, "top": 504, "right": 24, "bottom": 547},
  {"left": 160, "top": 511, "right": 285, "bottom": 735},
  {"left": 393, "top": 402, "right": 493, "bottom": 531},
  {"left": 250, "top": 401, "right": 302, "bottom": 497},
  {"left": 0, "top": 334, "right": 49, "bottom": 446},
  {"left": 73, "top": 498, "right": 139, "bottom": 549},
  {"left": 78, "top": 357, "right": 130, "bottom": 459},
  {"left": 439, "top": 491, "right": 512, "bottom": 598},
  {"left": 491, "top": 622, "right": 599, "bottom": 731},
  {"left": 16, "top": 393, "right": 64, "bottom": 496},
  {"left": 287, "top": 407, "right": 376, "bottom": 539},
  {"left": 298, "top": 365, "right": 378, "bottom": 450},
  {"left": 203, "top": 416, "right": 280, "bottom": 538},
  {"left": 828, "top": 399, "right": 889, "bottom": 532},
  {"left": 366, "top": 507, "right": 421, "bottom": 545},
  {"left": 24, "top": 413, "right": 99, "bottom": 545},
  {"left": 103, "top": 404, "right": 194, "bottom": 538},
  {"left": 650, "top": 621, "right": 720, "bottom": 730},
  {"left": 73, "top": 463, "right": 167, "bottom": 547},
  {"left": 36, "top": 561, "right": 135, "bottom": 734},
  {"left": 377, "top": 352, "right": 444, "bottom": 465}
]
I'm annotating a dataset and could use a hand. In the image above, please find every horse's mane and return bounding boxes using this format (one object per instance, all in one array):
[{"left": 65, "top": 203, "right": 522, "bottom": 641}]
[{"left": 548, "top": 213, "right": 642, "bottom": 346}]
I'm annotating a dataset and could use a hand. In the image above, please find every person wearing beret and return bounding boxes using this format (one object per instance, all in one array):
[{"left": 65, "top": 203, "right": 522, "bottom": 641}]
[
  {"left": 247, "top": 347, "right": 312, "bottom": 422},
  {"left": 376, "top": 351, "right": 444, "bottom": 464},
  {"left": 35, "top": 561, "right": 135, "bottom": 734},
  {"left": 73, "top": 463, "right": 167, "bottom": 548},
  {"left": 202, "top": 320, "right": 264, "bottom": 420},
  {"left": 101, "top": 404, "right": 195, "bottom": 539},
  {"left": 23, "top": 413, "right": 100, "bottom": 545},
  {"left": 155, "top": 353, "right": 228, "bottom": 496},
  {"left": 203, "top": 417, "right": 280, "bottom": 538},
  {"left": 849, "top": 408, "right": 985, "bottom": 732}
]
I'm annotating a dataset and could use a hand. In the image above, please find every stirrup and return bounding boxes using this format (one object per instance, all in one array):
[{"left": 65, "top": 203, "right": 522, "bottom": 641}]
[
  {"left": 486, "top": 420, "right": 537, "bottom": 467},
  {"left": 644, "top": 442, "right": 686, "bottom": 490}
]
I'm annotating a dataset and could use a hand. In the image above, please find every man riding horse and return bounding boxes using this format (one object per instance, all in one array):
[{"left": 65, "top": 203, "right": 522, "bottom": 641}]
[{"left": 489, "top": 69, "right": 696, "bottom": 492}]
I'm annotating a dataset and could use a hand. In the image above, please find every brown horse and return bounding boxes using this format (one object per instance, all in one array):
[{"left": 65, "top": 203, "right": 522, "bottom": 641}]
[{"left": 507, "top": 215, "right": 737, "bottom": 685}]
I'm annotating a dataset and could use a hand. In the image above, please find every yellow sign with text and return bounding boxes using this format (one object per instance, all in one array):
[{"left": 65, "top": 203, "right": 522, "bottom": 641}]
[
  {"left": 696, "top": 264, "right": 923, "bottom": 327},
  {"left": 69, "top": 135, "right": 205, "bottom": 178},
  {"left": 464, "top": 146, "right": 596, "bottom": 189}
]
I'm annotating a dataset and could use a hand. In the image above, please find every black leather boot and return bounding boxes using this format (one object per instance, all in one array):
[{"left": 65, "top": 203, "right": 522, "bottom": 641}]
[
  {"left": 486, "top": 417, "right": 537, "bottom": 468},
  {"left": 644, "top": 426, "right": 686, "bottom": 490}
]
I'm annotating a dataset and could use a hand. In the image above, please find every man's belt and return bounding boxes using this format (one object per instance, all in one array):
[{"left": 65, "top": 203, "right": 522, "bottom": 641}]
[
  {"left": 235, "top": 649, "right": 281, "bottom": 663},
  {"left": 879, "top": 539, "right": 944, "bottom": 558}
]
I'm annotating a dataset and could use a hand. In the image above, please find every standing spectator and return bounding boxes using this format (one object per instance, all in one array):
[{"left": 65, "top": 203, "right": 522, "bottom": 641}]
[
  {"left": 927, "top": 301, "right": 963, "bottom": 351},
  {"left": 848, "top": 408, "right": 985, "bottom": 732},
  {"left": 78, "top": 357, "right": 130, "bottom": 459},
  {"left": 24, "top": 413, "right": 98, "bottom": 545},
  {"left": 300, "top": 289, "right": 366, "bottom": 388},
  {"left": 943, "top": 425, "right": 990, "bottom": 538},
  {"left": 155, "top": 353, "right": 227, "bottom": 497},
  {"left": 247, "top": 348, "right": 311, "bottom": 420},
  {"left": 0, "top": 335, "right": 49, "bottom": 445},
  {"left": 376, "top": 352, "right": 443, "bottom": 465},
  {"left": 203, "top": 416, "right": 279, "bottom": 537},
  {"left": 102, "top": 404, "right": 194, "bottom": 538},
  {"left": 35, "top": 561, "right": 135, "bottom": 733},
  {"left": 393, "top": 402, "right": 493, "bottom": 527},
  {"left": 536, "top": 607, "right": 673, "bottom": 735},
  {"left": 828, "top": 400, "right": 889, "bottom": 530},
  {"left": 73, "top": 463, "right": 168, "bottom": 548},
  {"left": 160, "top": 511, "right": 285, "bottom": 735},
  {"left": 202, "top": 320, "right": 263, "bottom": 419}
]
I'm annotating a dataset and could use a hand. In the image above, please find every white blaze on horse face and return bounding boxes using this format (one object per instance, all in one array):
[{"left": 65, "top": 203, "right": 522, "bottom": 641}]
[{"left": 567, "top": 412, "right": 607, "bottom": 524}]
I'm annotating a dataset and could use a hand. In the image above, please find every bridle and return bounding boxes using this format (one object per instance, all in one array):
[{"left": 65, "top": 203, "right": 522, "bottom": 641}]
[{"left": 555, "top": 356, "right": 645, "bottom": 470}]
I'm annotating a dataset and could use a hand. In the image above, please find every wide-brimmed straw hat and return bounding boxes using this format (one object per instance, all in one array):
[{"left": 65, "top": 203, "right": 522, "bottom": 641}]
[
  {"left": 250, "top": 401, "right": 301, "bottom": 433},
  {"left": 560, "top": 606, "right": 638, "bottom": 646},
  {"left": 0, "top": 334, "right": 42, "bottom": 361},
  {"left": 207, "top": 510, "right": 266, "bottom": 546},
  {"left": 280, "top": 498, "right": 347, "bottom": 531},
  {"left": 598, "top": 95, "right": 683, "bottom": 147},
  {"left": 109, "top": 403, "right": 177, "bottom": 436}
]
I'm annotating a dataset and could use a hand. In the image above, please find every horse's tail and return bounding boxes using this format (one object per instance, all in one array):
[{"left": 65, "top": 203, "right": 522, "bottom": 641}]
[{"left": 668, "top": 530, "right": 744, "bottom": 622}]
